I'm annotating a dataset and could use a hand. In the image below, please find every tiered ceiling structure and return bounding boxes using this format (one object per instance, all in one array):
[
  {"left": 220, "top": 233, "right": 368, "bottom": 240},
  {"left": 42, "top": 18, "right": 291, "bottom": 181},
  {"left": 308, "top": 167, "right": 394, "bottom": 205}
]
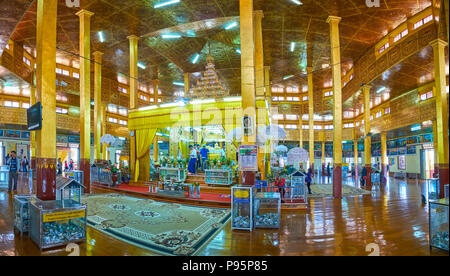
[{"left": 1, "top": 0, "right": 448, "bottom": 118}]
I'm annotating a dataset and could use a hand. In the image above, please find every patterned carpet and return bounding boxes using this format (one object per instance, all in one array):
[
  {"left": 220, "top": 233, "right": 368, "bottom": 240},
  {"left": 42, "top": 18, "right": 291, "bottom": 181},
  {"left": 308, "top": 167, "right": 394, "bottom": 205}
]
[
  {"left": 308, "top": 184, "right": 371, "bottom": 198},
  {"left": 82, "top": 193, "right": 231, "bottom": 256}
]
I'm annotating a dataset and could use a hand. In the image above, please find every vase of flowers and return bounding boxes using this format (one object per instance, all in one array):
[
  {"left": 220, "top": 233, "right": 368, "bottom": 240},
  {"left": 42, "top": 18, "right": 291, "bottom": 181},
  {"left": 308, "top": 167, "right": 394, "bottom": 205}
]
[{"left": 212, "top": 158, "right": 218, "bottom": 169}]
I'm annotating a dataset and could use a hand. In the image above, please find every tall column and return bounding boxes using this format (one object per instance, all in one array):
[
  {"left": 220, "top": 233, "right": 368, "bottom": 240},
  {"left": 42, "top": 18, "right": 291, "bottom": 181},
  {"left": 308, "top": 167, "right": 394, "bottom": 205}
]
[
  {"left": 101, "top": 103, "right": 107, "bottom": 161},
  {"left": 77, "top": 9, "right": 94, "bottom": 194},
  {"left": 254, "top": 10, "right": 264, "bottom": 99},
  {"left": 35, "top": 0, "right": 57, "bottom": 201},
  {"left": 321, "top": 140, "right": 326, "bottom": 177},
  {"left": 93, "top": 51, "right": 103, "bottom": 163},
  {"left": 354, "top": 139, "right": 359, "bottom": 186},
  {"left": 327, "top": 15, "right": 343, "bottom": 198},
  {"left": 184, "top": 72, "right": 189, "bottom": 96},
  {"left": 30, "top": 72, "right": 36, "bottom": 170},
  {"left": 153, "top": 136, "right": 159, "bottom": 163},
  {"left": 240, "top": 0, "right": 257, "bottom": 186},
  {"left": 307, "top": 67, "right": 314, "bottom": 174},
  {"left": 362, "top": 84, "right": 372, "bottom": 190},
  {"left": 128, "top": 35, "right": 139, "bottom": 182},
  {"left": 152, "top": 66, "right": 159, "bottom": 103},
  {"left": 430, "top": 39, "right": 449, "bottom": 198},
  {"left": 432, "top": 120, "right": 439, "bottom": 178},
  {"left": 299, "top": 112, "right": 303, "bottom": 149},
  {"left": 264, "top": 66, "right": 271, "bottom": 99},
  {"left": 381, "top": 131, "right": 388, "bottom": 185}
]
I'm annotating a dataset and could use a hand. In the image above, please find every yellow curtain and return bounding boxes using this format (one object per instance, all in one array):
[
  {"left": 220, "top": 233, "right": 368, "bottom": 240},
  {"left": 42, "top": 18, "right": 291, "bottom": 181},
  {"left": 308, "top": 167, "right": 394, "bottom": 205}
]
[{"left": 135, "top": 129, "right": 157, "bottom": 182}]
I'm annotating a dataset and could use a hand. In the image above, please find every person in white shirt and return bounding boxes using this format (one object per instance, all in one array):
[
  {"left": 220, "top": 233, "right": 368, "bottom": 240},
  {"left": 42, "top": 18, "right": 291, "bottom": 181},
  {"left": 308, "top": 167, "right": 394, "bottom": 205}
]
[{"left": 187, "top": 145, "right": 197, "bottom": 174}]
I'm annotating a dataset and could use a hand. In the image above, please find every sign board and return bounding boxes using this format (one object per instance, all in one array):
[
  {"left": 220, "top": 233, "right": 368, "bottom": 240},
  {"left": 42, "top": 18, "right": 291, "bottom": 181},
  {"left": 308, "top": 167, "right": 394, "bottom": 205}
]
[
  {"left": 238, "top": 145, "right": 258, "bottom": 171},
  {"left": 43, "top": 209, "right": 85, "bottom": 223},
  {"left": 27, "top": 102, "right": 42, "bottom": 131},
  {"left": 242, "top": 116, "right": 254, "bottom": 136}
]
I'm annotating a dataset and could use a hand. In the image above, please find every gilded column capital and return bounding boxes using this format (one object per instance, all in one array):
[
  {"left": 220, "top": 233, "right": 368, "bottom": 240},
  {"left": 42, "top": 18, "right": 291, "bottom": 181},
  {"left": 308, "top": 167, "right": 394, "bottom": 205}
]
[
  {"left": 429, "top": 38, "right": 448, "bottom": 48},
  {"left": 75, "top": 9, "right": 94, "bottom": 18},
  {"left": 306, "top": 66, "right": 314, "bottom": 74},
  {"left": 362, "top": 84, "right": 372, "bottom": 91},
  {"left": 254, "top": 10, "right": 264, "bottom": 19},
  {"left": 326, "top": 15, "right": 341, "bottom": 24},
  {"left": 93, "top": 51, "right": 104, "bottom": 58},
  {"left": 127, "top": 34, "right": 140, "bottom": 42}
]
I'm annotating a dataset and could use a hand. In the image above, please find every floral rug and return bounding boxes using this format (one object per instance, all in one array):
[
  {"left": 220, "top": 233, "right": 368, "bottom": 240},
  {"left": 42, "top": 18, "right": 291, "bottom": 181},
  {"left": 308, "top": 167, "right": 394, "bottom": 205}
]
[
  {"left": 82, "top": 193, "right": 230, "bottom": 256},
  {"left": 308, "top": 184, "right": 370, "bottom": 198}
]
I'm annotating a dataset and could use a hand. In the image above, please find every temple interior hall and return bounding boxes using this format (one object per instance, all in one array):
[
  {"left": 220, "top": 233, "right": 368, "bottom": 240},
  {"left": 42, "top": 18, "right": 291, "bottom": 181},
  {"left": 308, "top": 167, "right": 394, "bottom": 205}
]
[{"left": 0, "top": 0, "right": 448, "bottom": 257}]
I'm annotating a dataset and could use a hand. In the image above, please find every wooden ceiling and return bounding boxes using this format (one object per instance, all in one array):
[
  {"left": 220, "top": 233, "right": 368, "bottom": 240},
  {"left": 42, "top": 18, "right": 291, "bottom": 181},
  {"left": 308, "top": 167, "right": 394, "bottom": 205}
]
[{"left": 2, "top": 0, "right": 444, "bottom": 113}]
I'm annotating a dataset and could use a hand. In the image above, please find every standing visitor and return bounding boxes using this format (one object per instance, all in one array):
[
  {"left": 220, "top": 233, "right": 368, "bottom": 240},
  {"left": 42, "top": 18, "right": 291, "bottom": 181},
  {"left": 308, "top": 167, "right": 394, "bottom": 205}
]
[
  {"left": 200, "top": 145, "right": 209, "bottom": 171},
  {"left": 187, "top": 145, "right": 197, "bottom": 174},
  {"left": 327, "top": 163, "right": 331, "bottom": 183},
  {"left": 69, "top": 159, "right": 74, "bottom": 171},
  {"left": 7, "top": 151, "right": 18, "bottom": 193},
  {"left": 195, "top": 145, "right": 201, "bottom": 171},
  {"left": 306, "top": 168, "right": 312, "bottom": 194},
  {"left": 57, "top": 158, "right": 63, "bottom": 175},
  {"left": 64, "top": 160, "right": 69, "bottom": 172},
  {"left": 21, "top": 156, "right": 29, "bottom": 172},
  {"left": 5, "top": 153, "right": 10, "bottom": 166},
  {"left": 274, "top": 177, "right": 286, "bottom": 202}
]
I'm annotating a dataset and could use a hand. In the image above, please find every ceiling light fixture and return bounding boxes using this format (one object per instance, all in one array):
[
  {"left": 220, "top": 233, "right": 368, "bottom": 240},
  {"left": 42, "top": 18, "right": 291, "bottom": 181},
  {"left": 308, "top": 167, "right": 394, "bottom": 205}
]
[
  {"left": 376, "top": 87, "right": 386, "bottom": 94},
  {"left": 137, "top": 62, "right": 146, "bottom": 69},
  {"left": 290, "top": 42, "right": 296, "bottom": 52},
  {"left": 235, "top": 49, "right": 241, "bottom": 54},
  {"left": 225, "top": 21, "right": 238, "bottom": 30},
  {"left": 161, "top": 34, "right": 182, "bottom": 39},
  {"left": 173, "top": 82, "right": 185, "bottom": 86},
  {"left": 154, "top": 0, "right": 180, "bottom": 9},
  {"left": 98, "top": 31, "right": 105, "bottom": 42},
  {"left": 191, "top": 54, "right": 200, "bottom": 64},
  {"left": 283, "top": 75, "right": 294, "bottom": 80},
  {"left": 290, "top": 0, "right": 303, "bottom": 5},
  {"left": 223, "top": 96, "right": 242, "bottom": 102},
  {"left": 160, "top": 101, "right": 185, "bottom": 108}
]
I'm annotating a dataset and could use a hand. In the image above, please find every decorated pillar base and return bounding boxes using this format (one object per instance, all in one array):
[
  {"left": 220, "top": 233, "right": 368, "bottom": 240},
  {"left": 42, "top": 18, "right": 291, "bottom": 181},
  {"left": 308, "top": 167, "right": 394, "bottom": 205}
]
[
  {"left": 333, "top": 164, "right": 342, "bottom": 198},
  {"left": 438, "top": 163, "right": 449, "bottom": 198},
  {"left": 365, "top": 164, "right": 372, "bottom": 190},
  {"left": 31, "top": 157, "right": 36, "bottom": 170},
  {"left": 36, "top": 158, "right": 56, "bottom": 201},
  {"left": 79, "top": 158, "right": 91, "bottom": 194},
  {"left": 241, "top": 171, "right": 256, "bottom": 186}
]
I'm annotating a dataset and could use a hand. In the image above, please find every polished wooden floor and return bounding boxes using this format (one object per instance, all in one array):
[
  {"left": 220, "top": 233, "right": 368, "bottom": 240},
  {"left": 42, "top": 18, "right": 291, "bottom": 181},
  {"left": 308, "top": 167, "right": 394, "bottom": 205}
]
[{"left": 0, "top": 175, "right": 448, "bottom": 256}]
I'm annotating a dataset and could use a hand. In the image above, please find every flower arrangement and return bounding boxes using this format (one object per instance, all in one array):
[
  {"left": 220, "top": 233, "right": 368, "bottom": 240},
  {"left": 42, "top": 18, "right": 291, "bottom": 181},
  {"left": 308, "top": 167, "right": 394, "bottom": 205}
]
[{"left": 212, "top": 158, "right": 218, "bottom": 168}]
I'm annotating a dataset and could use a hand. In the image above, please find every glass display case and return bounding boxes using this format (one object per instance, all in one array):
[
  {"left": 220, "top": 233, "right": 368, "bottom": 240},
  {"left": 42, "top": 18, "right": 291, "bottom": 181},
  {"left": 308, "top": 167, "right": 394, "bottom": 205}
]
[
  {"left": 427, "top": 178, "right": 440, "bottom": 200},
  {"left": 30, "top": 199, "right": 87, "bottom": 250},
  {"left": 159, "top": 167, "right": 186, "bottom": 182},
  {"left": 14, "top": 195, "right": 33, "bottom": 236},
  {"left": 66, "top": 170, "right": 84, "bottom": 186},
  {"left": 56, "top": 176, "right": 85, "bottom": 207},
  {"left": 231, "top": 186, "right": 255, "bottom": 231},
  {"left": 254, "top": 192, "right": 281, "bottom": 229},
  {"left": 287, "top": 171, "right": 307, "bottom": 203},
  {"left": 0, "top": 165, "right": 9, "bottom": 189},
  {"left": 205, "top": 169, "right": 233, "bottom": 186},
  {"left": 90, "top": 163, "right": 121, "bottom": 187},
  {"left": 157, "top": 180, "right": 188, "bottom": 198},
  {"left": 429, "top": 198, "right": 449, "bottom": 251}
]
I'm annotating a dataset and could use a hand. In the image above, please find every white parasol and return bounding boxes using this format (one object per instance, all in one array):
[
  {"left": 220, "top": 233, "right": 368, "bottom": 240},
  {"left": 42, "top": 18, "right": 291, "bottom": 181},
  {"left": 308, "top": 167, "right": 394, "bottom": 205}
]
[
  {"left": 264, "top": 124, "right": 287, "bottom": 140},
  {"left": 275, "top": 144, "right": 288, "bottom": 153},
  {"left": 286, "top": 147, "right": 309, "bottom": 165},
  {"left": 100, "top": 134, "right": 116, "bottom": 146}
]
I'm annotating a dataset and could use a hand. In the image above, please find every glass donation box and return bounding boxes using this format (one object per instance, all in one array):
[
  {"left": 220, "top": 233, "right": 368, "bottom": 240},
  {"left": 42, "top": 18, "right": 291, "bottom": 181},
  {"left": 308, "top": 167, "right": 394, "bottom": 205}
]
[
  {"left": 0, "top": 165, "right": 9, "bottom": 189},
  {"left": 30, "top": 199, "right": 87, "bottom": 250},
  {"left": 429, "top": 198, "right": 449, "bottom": 251},
  {"left": 231, "top": 186, "right": 255, "bottom": 231},
  {"left": 14, "top": 195, "right": 33, "bottom": 236},
  {"left": 254, "top": 192, "right": 281, "bottom": 229},
  {"left": 427, "top": 178, "right": 440, "bottom": 200},
  {"left": 205, "top": 169, "right": 233, "bottom": 185},
  {"left": 66, "top": 170, "right": 84, "bottom": 187},
  {"left": 288, "top": 171, "right": 307, "bottom": 202},
  {"left": 56, "top": 176, "right": 85, "bottom": 207},
  {"left": 159, "top": 167, "right": 186, "bottom": 182}
]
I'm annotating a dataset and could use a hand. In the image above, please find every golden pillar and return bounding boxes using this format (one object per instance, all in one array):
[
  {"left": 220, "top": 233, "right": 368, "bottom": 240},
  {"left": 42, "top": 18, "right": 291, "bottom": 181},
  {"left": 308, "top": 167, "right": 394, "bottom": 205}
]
[
  {"left": 152, "top": 66, "right": 159, "bottom": 103},
  {"left": 35, "top": 0, "right": 57, "bottom": 201},
  {"left": 363, "top": 84, "right": 372, "bottom": 189},
  {"left": 128, "top": 35, "right": 139, "bottom": 182},
  {"left": 327, "top": 15, "right": 343, "bottom": 198},
  {"left": 240, "top": 0, "right": 257, "bottom": 185},
  {"left": 307, "top": 67, "right": 314, "bottom": 174},
  {"left": 101, "top": 103, "right": 107, "bottom": 161},
  {"left": 321, "top": 139, "right": 326, "bottom": 178},
  {"left": 354, "top": 139, "right": 359, "bottom": 186},
  {"left": 254, "top": 10, "right": 264, "bottom": 99},
  {"left": 264, "top": 66, "right": 271, "bottom": 99},
  {"left": 381, "top": 131, "right": 388, "bottom": 185},
  {"left": 30, "top": 72, "right": 36, "bottom": 170},
  {"left": 93, "top": 51, "right": 103, "bottom": 163},
  {"left": 430, "top": 39, "right": 449, "bottom": 198},
  {"left": 153, "top": 136, "right": 159, "bottom": 163},
  {"left": 76, "top": 9, "right": 94, "bottom": 193},
  {"left": 184, "top": 72, "right": 189, "bottom": 96},
  {"left": 299, "top": 112, "right": 303, "bottom": 149}
]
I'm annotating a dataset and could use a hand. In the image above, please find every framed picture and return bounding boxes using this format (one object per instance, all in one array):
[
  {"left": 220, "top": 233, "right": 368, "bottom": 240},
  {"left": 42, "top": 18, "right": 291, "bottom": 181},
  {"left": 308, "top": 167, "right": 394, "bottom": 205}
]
[{"left": 398, "top": 155, "right": 406, "bottom": 170}]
